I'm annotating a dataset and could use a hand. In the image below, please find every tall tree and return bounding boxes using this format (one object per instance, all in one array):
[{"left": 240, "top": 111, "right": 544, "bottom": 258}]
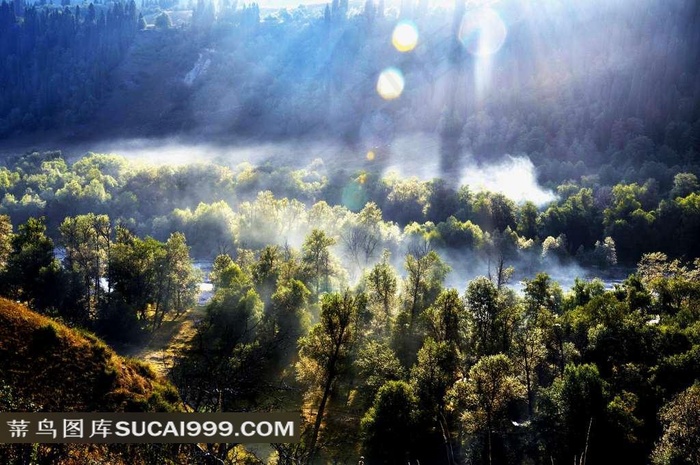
[
  {"left": 60, "top": 214, "right": 111, "bottom": 320},
  {"left": 652, "top": 383, "right": 700, "bottom": 465},
  {"left": 365, "top": 252, "right": 397, "bottom": 334},
  {"left": 450, "top": 354, "right": 525, "bottom": 465},
  {"left": 361, "top": 381, "right": 420, "bottom": 464},
  {"left": 0, "top": 217, "right": 62, "bottom": 313},
  {"left": 155, "top": 232, "right": 199, "bottom": 325},
  {"left": 297, "top": 291, "right": 363, "bottom": 464},
  {"left": 464, "top": 276, "right": 501, "bottom": 357},
  {"left": 302, "top": 229, "right": 337, "bottom": 296},
  {"left": 394, "top": 246, "right": 449, "bottom": 367},
  {"left": 109, "top": 226, "right": 163, "bottom": 322},
  {"left": 0, "top": 214, "right": 12, "bottom": 271}
]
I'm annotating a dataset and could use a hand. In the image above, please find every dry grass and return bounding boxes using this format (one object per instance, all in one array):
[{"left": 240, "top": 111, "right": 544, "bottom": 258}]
[
  {"left": 0, "top": 298, "right": 181, "bottom": 413},
  {"left": 128, "top": 305, "right": 207, "bottom": 377}
]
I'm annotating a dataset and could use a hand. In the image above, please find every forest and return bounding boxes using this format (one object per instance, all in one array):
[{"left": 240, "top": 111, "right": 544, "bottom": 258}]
[
  {"left": 0, "top": 149, "right": 697, "bottom": 464},
  {"left": 0, "top": 0, "right": 699, "bottom": 464}
]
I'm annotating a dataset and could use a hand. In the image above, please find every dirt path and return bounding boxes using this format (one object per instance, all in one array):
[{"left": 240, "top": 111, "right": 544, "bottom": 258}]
[{"left": 129, "top": 306, "right": 207, "bottom": 377}]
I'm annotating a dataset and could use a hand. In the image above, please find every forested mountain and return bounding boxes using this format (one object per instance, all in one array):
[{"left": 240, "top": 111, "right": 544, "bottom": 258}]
[
  {"left": 0, "top": 0, "right": 139, "bottom": 133},
  {"left": 1, "top": 0, "right": 699, "bottom": 185}
]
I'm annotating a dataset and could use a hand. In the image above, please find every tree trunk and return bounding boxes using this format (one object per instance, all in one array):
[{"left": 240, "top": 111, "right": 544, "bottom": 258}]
[{"left": 307, "top": 364, "right": 335, "bottom": 465}]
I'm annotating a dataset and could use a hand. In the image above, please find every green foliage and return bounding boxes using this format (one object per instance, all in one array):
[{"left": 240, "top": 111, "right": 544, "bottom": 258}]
[
  {"left": 365, "top": 254, "right": 398, "bottom": 333},
  {"left": 302, "top": 228, "right": 339, "bottom": 296},
  {"left": 172, "top": 282, "right": 266, "bottom": 411},
  {"left": 473, "top": 192, "right": 517, "bottom": 233},
  {"left": 354, "top": 340, "right": 405, "bottom": 406},
  {"left": 652, "top": 383, "right": 700, "bottom": 465},
  {"left": 297, "top": 291, "right": 365, "bottom": 462},
  {"left": 670, "top": 172, "right": 699, "bottom": 199},
  {"left": 411, "top": 338, "right": 458, "bottom": 412},
  {"left": 0, "top": 214, "right": 12, "bottom": 271},
  {"left": 523, "top": 272, "right": 563, "bottom": 316},
  {"left": 449, "top": 354, "right": 525, "bottom": 465},
  {"left": 0, "top": 217, "right": 63, "bottom": 312},
  {"left": 517, "top": 201, "right": 539, "bottom": 239},
  {"left": 361, "top": 381, "right": 420, "bottom": 464},
  {"left": 383, "top": 175, "right": 430, "bottom": 225},
  {"left": 464, "top": 277, "right": 501, "bottom": 356},
  {"left": 536, "top": 363, "right": 608, "bottom": 464},
  {"left": 435, "top": 216, "right": 484, "bottom": 249},
  {"left": 604, "top": 183, "right": 657, "bottom": 262}
]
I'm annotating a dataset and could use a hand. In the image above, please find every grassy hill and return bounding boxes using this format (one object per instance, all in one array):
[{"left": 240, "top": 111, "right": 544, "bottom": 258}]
[
  {"left": 0, "top": 298, "right": 202, "bottom": 464},
  {"left": 0, "top": 298, "right": 181, "bottom": 413}
]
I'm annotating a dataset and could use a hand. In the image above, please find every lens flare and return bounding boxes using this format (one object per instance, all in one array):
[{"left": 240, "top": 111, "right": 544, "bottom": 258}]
[
  {"left": 376, "top": 68, "right": 405, "bottom": 100},
  {"left": 458, "top": 7, "right": 507, "bottom": 57},
  {"left": 342, "top": 179, "right": 368, "bottom": 211},
  {"left": 366, "top": 151, "right": 376, "bottom": 161},
  {"left": 392, "top": 20, "right": 419, "bottom": 52}
]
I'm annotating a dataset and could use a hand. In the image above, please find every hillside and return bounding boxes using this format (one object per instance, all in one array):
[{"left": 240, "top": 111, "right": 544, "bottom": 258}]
[
  {"left": 0, "top": 298, "right": 208, "bottom": 464},
  {"left": 0, "top": 298, "right": 181, "bottom": 413}
]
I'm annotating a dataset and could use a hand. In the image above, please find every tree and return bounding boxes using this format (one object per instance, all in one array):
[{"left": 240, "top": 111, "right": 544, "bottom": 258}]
[
  {"left": 156, "top": 232, "right": 199, "bottom": 324},
  {"left": 0, "top": 217, "right": 62, "bottom": 313},
  {"left": 541, "top": 234, "right": 569, "bottom": 263},
  {"left": 423, "top": 289, "right": 464, "bottom": 347},
  {"left": 670, "top": 172, "right": 698, "bottom": 199},
  {"left": 403, "top": 247, "right": 449, "bottom": 327},
  {"left": 394, "top": 247, "right": 449, "bottom": 367},
  {"left": 60, "top": 214, "right": 111, "bottom": 321},
  {"left": 517, "top": 201, "right": 539, "bottom": 239},
  {"left": 464, "top": 277, "right": 500, "bottom": 356},
  {"left": 540, "top": 187, "right": 602, "bottom": 254},
  {"left": 411, "top": 338, "right": 460, "bottom": 462},
  {"left": 591, "top": 236, "right": 618, "bottom": 267},
  {"left": 109, "top": 229, "right": 198, "bottom": 332},
  {"left": 449, "top": 354, "right": 525, "bottom": 465},
  {"left": 210, "top": 253, "right": 236, "bottom": 289},
  {"left": 473, "top": 192, "right": 517, "bottom": 233},
  {"left": 172, "top": 283, "right": 265, "bottom": 412},
  {"left": 652, "top": 383, "right": 700, "bottom": 465},
  {"left": 302, "top": 229, "right": 337, "bottom": 296},
  {"left": 355, "top": 340, "right": 404, "bottom": 407},
  {"left": 522, "top": 272, "right": 562, "bottom": 318},
  {"left": 297, "top": 291, "right": 363, "bottom": 464},
  {"left": 0, "top": 214, "right": 12, "bottom": 271},
  {"left": 411, "top": 338, "right": 458, "bottom": 413},
  {"left": 252, "top": 245, "right": 282, "bottom": 304},
  {"left": 603, "top": 183, "right": 655, "bottom": 262},
  {"left": 361, "top": 381, "right": 420, "bottom": 465},
  {"left": 154, "top": 11, "right": 172, "bottom": 29},
  {"left": 268, "top": 278, "right": 311, "bottom": 369},
  {"left": 109, "top": 226, "right": 163, "bottom": 324},
  {"left": 341, "top": 202, "right": 382, "bottom": 271},
  {"left": 365, "top": 252, "right": 397, "bottom": 333},
  {"left": 512, "top": 317, "right": 546, "bottom": 417},
  {"left": 537, "top": 364, "right": 607, "bottom": 465}
]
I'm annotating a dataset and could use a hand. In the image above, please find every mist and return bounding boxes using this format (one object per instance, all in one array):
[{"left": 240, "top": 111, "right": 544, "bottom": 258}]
[
  {"left": 460, "top": 155, "right": 556, "bottom": 206},
  {"left": 103, "top": 137, "right": 617, "bottom": 296},
  {"left": 89, "top": 134, "right": 555, "bottom": 202}
]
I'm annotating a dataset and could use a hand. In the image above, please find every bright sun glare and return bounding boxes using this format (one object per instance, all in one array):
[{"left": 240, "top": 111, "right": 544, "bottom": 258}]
[
  {"left": 392, "top": 20, "right": 419, "bottom": 52},
  {"left": 458, "top": 7, "right": 507, "bottom": 56},
  {"left": 376, "top": 68, "right": 405, "bottom": 100}
]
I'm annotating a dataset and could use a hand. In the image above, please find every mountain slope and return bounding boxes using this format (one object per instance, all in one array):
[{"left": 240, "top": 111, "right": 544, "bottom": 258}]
[{"left": 0, "top": 298, "right": 180, "bottom": 413}]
